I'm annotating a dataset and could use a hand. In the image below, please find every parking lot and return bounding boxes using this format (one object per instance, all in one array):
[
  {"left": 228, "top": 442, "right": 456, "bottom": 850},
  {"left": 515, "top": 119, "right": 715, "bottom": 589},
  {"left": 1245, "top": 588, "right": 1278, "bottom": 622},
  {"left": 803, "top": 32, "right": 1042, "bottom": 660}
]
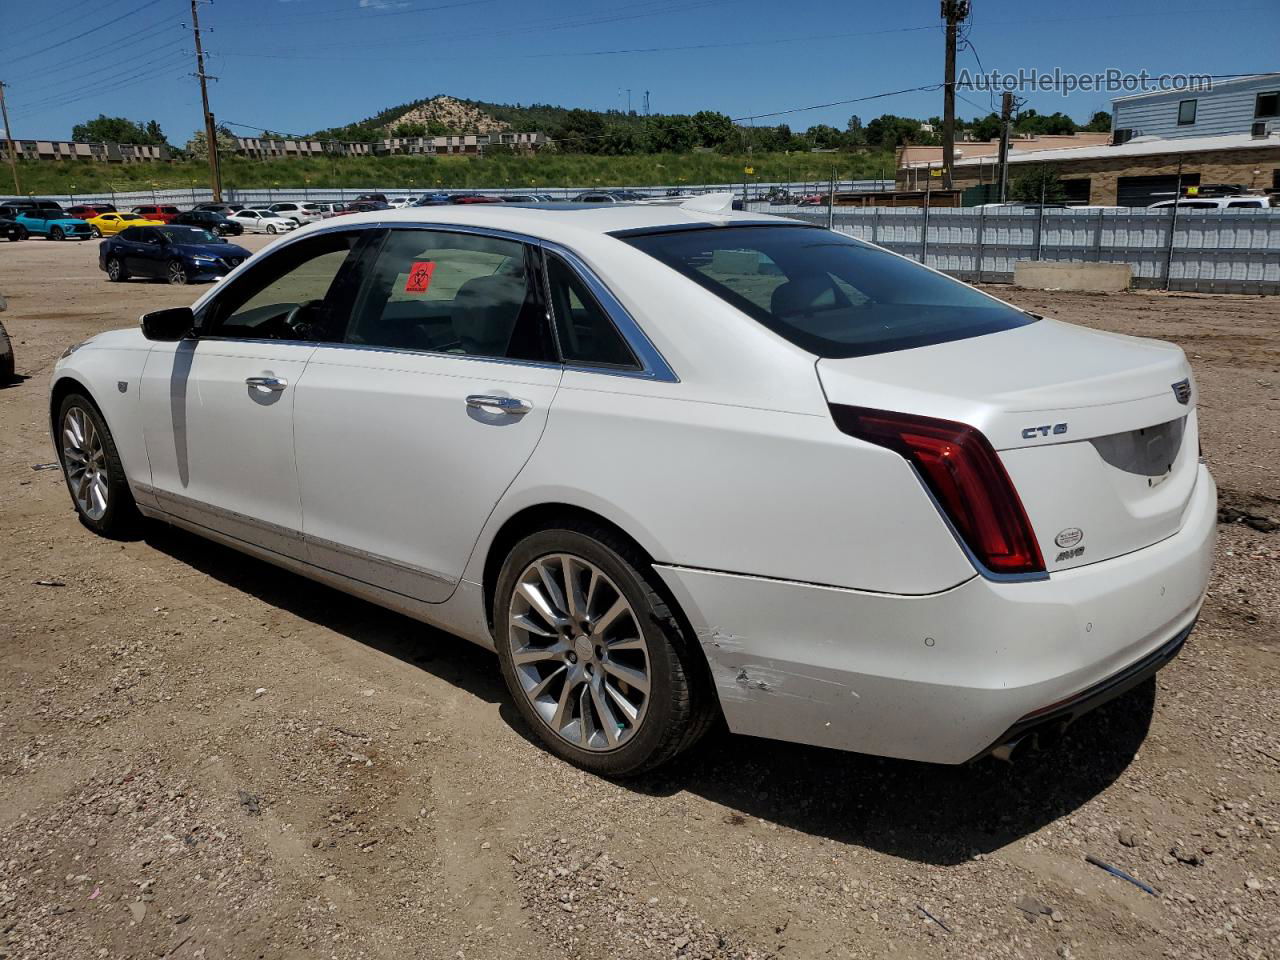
[{"left": 1, "top": 235, "right": 1278, "bottom": 960}]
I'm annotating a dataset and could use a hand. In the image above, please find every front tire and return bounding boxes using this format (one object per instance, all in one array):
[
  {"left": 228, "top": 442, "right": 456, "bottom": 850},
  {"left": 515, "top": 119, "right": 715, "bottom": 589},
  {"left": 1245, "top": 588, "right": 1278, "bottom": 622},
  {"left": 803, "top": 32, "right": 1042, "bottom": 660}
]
[
  {"left": 167, "top": 260, "right": 189, "bottom": 285},
  {"left": 494, "top": 523, "right": 709, "bottom": 776},
  {"left": 266, "top": 224, "right": 277, "bottom": 235},
  {"left": 9, "top": 226, "right": 26, "bottom": 241},
  {"left": 106, "top": 256, "right": 127, "bottom": 281},
  {"left": 50, "top": 226, "right": 64, "bottom": 241},
  {"left": 56, "top": 394, "right": 136, "bottom": 536}
]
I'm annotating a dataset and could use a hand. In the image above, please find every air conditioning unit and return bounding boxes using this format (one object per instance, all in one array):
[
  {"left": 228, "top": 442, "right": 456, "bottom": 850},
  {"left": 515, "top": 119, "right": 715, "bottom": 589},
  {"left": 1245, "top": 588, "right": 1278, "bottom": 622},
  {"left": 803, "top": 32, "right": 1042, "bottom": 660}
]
[
  {"left": 1112, "top": 128, "right": 1136, "bottom": 145},
  {"left": 1251, "top": 121, "right": 1270, "bottom": 139}
]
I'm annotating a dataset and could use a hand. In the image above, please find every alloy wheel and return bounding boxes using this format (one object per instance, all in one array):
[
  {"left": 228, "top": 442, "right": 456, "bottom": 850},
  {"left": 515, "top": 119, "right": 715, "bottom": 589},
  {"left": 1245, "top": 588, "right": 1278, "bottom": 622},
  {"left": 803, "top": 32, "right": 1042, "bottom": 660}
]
[
  {"left": 168, "top": 261, "right": 187, "bottom": 284},
  {"left": 107, "top": 258, "right": 121, "bottom": 281},
  {"left": 51, "top": 227, "right": 63, "bottom": 241},
  {"left": 507, "top": 553, "right": 651, "bottom": 751},
  {"left": 91, "top": 226, "right": 102, "bottom": 238},
  {"left": 62, "top": 406, "right": 109, "bottom": 521}
]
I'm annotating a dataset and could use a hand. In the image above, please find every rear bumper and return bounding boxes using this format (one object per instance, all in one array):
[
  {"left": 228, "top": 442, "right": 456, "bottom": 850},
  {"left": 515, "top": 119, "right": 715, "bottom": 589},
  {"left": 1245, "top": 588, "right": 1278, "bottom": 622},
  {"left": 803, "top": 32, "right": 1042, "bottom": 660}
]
[
  {"left": 969, "top": 619, "right": 1191, "bottom": 762},
  {"left": 655, "top": 464, "right": 1216, "bottom": 765}
]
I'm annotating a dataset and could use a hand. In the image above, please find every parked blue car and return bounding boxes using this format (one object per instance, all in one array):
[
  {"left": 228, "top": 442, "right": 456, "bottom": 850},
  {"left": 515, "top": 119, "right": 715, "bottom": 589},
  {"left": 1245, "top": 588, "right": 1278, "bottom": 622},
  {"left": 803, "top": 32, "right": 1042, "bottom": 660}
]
[
  {"left": 15, "top": 209, "right": 93, "bottom": 240},
  {"left": 99, "top": 225, "right": 251, "bottom": 284}
]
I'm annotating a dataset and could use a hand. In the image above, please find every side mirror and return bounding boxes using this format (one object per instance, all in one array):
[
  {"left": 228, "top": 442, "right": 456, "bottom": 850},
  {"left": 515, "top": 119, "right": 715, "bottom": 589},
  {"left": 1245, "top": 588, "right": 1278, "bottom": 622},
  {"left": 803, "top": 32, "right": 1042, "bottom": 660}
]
[{"left": 140, "top": 307, "right": 194, "bottom": 341}]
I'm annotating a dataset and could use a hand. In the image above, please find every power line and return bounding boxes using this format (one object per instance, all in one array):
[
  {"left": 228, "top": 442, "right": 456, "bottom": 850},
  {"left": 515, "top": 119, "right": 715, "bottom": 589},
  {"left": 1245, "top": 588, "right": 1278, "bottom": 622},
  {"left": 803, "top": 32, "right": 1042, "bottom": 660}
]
[
  {"left": 234, "top": 0, "right": 498, "bottom": 28},
  {"left": 10, "top": 54, "right": 190, "bottom": 117},
  {"left": 16, "top": 31, "right": 185, "bottom": 93},
  {"left": 235, "top": 0, "right": 738, "bottom": 54},
  {"left": 3, "top": 0, "right": 167, "bottom": 68},
  {"left": 218, "top": 22, "right": 941, "bottom": 66},
  {"left": 0, "top": 0, "right": 126, "bottom": 55},
  {"left": 227, "top": 81, "right": 944, "bottom": 144},
  {"left": 733, "top": 84, "right": 942, "bottom": 124}
]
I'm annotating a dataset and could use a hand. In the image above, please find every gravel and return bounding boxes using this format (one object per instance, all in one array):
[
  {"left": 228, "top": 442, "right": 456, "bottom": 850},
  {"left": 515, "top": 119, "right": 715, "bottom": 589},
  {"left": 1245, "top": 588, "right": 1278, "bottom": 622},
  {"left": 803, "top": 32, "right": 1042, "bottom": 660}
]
[{"left": 0, "top": 243, "right": 1276, "bottom": 959}]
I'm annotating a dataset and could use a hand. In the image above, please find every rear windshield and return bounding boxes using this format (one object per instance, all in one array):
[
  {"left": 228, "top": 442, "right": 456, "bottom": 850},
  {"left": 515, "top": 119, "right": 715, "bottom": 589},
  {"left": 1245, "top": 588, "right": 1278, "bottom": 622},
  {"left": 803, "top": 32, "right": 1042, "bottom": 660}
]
[
  {"left": 620, "top": 224, "right": 1036, "bottom": 358},
  {"left": 160, "top": 226, "right": 220, "bottom": 244}
]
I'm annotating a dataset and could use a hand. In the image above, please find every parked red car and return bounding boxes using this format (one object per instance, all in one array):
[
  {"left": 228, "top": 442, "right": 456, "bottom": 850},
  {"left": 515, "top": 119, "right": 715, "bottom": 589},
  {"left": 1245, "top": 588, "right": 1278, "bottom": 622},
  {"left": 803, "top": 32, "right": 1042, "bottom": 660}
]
[
  {"left": 65, "top": 203, "right": 117, "bottom": 219},
  {"left": 450, "top": 194, "right": 503, "bottom": 204},
  {"left": 130, "top": 204, "right": 182, "bottom": 223}
]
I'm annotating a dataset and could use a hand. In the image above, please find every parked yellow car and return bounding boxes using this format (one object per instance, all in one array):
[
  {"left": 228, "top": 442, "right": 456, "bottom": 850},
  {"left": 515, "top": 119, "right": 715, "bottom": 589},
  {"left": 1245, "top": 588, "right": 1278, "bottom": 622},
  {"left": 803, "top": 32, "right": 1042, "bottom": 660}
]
[{"left": 85, "top": 212, "right": 165, "bottom": 238}]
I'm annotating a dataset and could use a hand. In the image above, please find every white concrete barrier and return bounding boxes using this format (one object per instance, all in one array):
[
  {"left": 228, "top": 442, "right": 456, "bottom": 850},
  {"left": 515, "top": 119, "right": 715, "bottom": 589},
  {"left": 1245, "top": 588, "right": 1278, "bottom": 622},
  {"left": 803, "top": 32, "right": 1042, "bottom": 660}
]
[{"left": 1013, "top": 260, "right": 1133, "bottom": 292}]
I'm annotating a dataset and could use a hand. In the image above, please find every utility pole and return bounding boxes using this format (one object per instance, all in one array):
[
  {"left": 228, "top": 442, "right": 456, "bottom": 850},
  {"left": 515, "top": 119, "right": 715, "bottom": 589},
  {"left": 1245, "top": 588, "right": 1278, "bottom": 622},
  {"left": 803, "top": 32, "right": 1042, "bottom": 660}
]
[
  {"left": 0, "top": 82, "right": 20, "bottom": 194},
  {"left": 996, "top": 90, "right": 1013, "bottom": 202},
  {"left": 940, "top": 0, "right": 969, "bottom": 191},
  {"left": 190, "top": 0, "right": 222, "bottom": 201}
]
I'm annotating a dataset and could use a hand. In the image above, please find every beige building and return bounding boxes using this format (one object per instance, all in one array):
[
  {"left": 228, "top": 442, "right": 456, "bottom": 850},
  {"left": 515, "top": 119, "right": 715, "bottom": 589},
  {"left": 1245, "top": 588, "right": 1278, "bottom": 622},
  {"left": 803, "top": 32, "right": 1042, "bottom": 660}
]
[
  {"left": 0, "top": 139, "right": 168, "bottom": 163},
  {"left": 897, "top": 133, "right": 1112, "bottom": 182},
  {"left": 945, "top": 131, "right": 1280, "bottom": 205},
  {"left": 377, "top": 131, "right": 548, "bottom": 156}
]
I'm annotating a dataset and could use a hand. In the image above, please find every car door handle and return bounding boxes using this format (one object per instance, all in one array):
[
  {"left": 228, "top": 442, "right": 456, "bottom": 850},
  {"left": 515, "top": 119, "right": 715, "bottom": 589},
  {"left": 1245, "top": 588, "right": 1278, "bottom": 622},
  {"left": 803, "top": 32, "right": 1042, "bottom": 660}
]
[
  {"left": 466, "top": 394, "right": 532, "bottom": 415},
  {"left": 246, "top": 376, "right": 288, "bottom": 392}
]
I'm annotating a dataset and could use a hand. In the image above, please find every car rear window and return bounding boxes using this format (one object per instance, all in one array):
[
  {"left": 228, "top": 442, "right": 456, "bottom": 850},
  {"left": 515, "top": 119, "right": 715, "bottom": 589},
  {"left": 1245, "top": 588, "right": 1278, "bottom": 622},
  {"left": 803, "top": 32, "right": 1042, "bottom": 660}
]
[{"left": 619, "top": 224, "right": 1036, "bottom": 358}]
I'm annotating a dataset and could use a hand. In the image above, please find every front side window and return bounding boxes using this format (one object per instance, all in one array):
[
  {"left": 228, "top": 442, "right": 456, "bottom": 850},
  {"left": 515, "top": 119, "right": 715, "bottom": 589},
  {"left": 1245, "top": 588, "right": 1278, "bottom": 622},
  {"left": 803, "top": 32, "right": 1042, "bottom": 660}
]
[
  {"left": 1256, "top": 91, "right": 1279, "bottom": 118},
  {"left": 621, "top": 225, "right": 1036, "bottom": 359},
  {"left": 545, "top": 253, "right": 638, "bottom": 368},
  {"left": 1177, "top": 99, "right": 1197, "bottom": 125},
  {"left": 202, "top": 231, "right": 366, "bottom": 342},
  {"left": 344, "top": 229, "right": 550, "bottom": 362}
]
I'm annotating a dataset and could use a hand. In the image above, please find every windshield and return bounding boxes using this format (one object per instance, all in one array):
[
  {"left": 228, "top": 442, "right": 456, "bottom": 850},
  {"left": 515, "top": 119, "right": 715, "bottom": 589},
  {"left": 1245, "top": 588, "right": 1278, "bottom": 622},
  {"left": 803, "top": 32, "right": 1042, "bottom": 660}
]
[
  {"left": 160, "top": 226, "right": 221, "bottom": 244},
  {"left": 621, "top": 224, "right": 1036, "bottom": 358}
]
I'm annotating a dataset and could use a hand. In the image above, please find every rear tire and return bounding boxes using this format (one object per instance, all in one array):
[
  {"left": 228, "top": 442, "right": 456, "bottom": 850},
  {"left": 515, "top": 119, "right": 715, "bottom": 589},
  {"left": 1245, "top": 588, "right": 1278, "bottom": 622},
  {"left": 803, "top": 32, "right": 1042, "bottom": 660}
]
[
  {"left": 90, "top": 225, "right": 102, "bottom": 238},
  {"left": 55, "top": 393, "right": 137, "bottom": 537},
  {"left": 106, "top": 257, "right": 127, "bottom": 282},
  {"left": 8, "top": 226, "right": 26, "bottom": 241},
  {"left": 494, "top": 521, "right": 711, "bottom": 776}
]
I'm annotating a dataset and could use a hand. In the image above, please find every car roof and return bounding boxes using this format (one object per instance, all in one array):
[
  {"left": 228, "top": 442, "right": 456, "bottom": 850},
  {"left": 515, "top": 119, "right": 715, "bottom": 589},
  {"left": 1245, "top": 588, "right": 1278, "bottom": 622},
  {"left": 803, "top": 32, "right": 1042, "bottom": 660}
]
[{"left": 301, "top": 199, "right": 791, "bottom": 245}]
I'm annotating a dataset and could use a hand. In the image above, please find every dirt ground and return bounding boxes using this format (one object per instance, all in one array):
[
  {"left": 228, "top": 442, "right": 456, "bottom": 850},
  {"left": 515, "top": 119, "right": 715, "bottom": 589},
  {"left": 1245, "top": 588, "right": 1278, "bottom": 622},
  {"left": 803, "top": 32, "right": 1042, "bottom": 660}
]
[{"left": 1, "top": 236, "right": 1278, "bottom": 960}]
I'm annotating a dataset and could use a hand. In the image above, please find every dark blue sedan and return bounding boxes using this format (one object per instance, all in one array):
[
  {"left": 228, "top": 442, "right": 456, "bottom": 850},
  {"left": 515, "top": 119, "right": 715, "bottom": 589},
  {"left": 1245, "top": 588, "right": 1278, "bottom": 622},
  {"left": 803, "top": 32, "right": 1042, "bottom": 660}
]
[{"left": 99, "top": 225, "right": 251, "bottom": 284}]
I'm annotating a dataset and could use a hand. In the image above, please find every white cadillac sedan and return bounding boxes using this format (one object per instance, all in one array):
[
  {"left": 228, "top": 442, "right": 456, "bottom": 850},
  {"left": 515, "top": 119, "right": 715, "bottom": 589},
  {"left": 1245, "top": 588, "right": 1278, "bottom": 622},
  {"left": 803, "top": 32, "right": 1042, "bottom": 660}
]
[
  {"left": 50, "top": 197, "right": 1215, "bottom": 775},
  {"left": 228, "top": 209, "right": 300, "bottom": 235}
]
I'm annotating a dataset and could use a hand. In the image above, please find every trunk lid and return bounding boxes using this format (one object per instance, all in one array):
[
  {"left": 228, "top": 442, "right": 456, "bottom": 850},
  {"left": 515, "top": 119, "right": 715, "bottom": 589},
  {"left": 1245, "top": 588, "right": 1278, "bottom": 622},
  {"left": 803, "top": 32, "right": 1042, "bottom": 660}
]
[{"left": 817, "top": 319, "right": 1201, "bottom": 573}]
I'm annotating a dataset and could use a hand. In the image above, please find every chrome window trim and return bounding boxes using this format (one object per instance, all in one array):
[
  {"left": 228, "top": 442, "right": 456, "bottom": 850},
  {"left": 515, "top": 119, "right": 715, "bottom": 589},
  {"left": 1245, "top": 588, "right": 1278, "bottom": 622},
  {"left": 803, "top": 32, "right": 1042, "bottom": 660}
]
[
  {"left": 306, "top": 339, "right": 566, "bottom": 375},
  {"left": 539, "top": 240, "right": 677, "bottom": 383},
  {"left": 196, "top": 219, "right": 678, "bottom": 383}
]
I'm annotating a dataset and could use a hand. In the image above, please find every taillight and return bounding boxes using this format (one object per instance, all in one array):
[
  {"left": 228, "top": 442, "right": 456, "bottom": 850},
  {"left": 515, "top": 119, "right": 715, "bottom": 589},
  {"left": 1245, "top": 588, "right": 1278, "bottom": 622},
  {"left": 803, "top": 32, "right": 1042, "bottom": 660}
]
[{"left": 830, "top": 405, "right": 1045, "bottom": 576}]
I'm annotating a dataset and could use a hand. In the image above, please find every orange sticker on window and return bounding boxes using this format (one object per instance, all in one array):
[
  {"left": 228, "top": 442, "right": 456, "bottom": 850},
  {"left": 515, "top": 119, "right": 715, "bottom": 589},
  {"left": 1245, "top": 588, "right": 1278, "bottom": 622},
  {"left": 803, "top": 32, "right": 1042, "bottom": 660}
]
[{"left": 405, "top": 260, "right": 436, "bottom": 293}]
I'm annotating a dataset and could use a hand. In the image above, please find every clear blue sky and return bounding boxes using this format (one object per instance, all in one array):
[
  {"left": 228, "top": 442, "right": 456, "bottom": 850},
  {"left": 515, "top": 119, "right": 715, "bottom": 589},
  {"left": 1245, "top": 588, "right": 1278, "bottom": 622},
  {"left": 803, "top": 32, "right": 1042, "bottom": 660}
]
[{"left": 3, "top": 0, "right": 1278, "bottom": 142}]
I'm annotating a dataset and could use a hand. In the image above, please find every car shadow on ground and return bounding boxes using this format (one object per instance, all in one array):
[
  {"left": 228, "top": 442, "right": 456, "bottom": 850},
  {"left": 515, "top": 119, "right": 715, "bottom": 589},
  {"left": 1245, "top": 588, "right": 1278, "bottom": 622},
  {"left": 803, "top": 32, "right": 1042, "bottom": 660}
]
[
  {"left": 143, "top": 520, "right": 1154, "bottom": 866},
  {"left": 142, "top": 522, "right": 508, "bottom": 707}
]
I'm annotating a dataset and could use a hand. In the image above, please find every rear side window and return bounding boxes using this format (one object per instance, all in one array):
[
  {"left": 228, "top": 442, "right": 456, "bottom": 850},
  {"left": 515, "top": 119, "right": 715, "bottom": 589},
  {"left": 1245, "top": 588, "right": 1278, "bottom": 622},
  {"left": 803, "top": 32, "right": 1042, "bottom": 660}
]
[
  {"left": 544, "top": 253, "right": 638, "bottom": 369},
  {"left": 621, "top": 225, "right": 1035, "bottom": 358}
]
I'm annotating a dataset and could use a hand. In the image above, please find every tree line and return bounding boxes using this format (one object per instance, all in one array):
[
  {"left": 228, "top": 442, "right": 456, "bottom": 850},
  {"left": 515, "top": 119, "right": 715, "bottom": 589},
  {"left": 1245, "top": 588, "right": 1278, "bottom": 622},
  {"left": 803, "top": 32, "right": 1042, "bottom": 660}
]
[{"left": 61, "top": 105, "right": 1114, "bottom": 159}]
